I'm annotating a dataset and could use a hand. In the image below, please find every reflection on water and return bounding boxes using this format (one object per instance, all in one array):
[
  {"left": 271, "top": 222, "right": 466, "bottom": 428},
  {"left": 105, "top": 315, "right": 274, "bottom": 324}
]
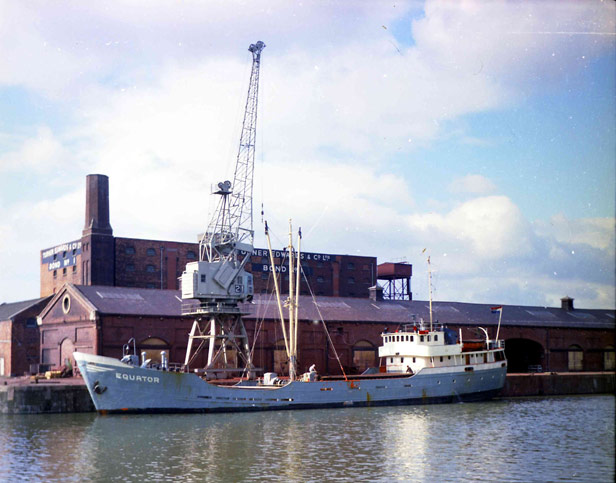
[{"left": 0, "top": 395, "right": 613, "bottom": 482}]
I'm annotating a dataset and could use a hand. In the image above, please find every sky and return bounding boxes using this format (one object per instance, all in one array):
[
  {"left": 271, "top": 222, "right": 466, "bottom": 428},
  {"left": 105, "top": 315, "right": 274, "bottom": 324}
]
[{"left": 0, "top": 0, "right": 614, "bottom": 309}]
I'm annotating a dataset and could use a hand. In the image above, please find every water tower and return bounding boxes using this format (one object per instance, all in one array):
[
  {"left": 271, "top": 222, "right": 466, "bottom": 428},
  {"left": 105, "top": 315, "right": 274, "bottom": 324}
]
[{"left": 377, "top": 262, "right": 412, "bottom": 300}]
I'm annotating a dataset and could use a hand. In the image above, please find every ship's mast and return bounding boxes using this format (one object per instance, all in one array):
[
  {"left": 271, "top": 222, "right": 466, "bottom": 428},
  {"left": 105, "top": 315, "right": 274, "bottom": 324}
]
[
  {"left": 428, "top": 255, "right": 433, "bottom": 331},
  {"left": 181, "top": 41, "right": 266, "bottom": 379}
]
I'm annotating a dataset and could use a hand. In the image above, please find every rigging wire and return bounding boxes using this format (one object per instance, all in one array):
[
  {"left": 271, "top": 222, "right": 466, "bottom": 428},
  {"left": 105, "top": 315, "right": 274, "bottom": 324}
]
[{"left": 300, "top": 263, "right": 348, "bottom": 381}]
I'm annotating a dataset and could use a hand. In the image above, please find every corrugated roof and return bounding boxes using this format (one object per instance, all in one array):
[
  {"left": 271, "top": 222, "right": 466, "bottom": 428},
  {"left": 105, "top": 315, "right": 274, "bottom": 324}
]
[
  {"left": 69, "top": 285, "right": 615, "bottom": 330},
  {"left": 248, "top": 296, "right": 615, "bottom": 330},
  {"left": 0, "top": 297, "right": 50, "bottom": 321},
  {"left": 74, "top": 285, "right": 184, "bottom": 317}
]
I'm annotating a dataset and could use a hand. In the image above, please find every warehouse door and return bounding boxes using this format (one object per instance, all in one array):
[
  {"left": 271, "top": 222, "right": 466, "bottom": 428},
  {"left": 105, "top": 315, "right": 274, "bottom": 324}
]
[
  {"left": 352, "top": 340, "right": 377, "bottom": 374},
  {"left": 60, "top": 338, "right": 75, "bottom": 372},
  {"left": 139, "top": 337, "right": 169, "bottom": 364},
  {"left": 505, "top": 338, "right": 544, "bottom": 373},
  {"left": 274, "top": 339, "right": 288, "bottom": 375}
]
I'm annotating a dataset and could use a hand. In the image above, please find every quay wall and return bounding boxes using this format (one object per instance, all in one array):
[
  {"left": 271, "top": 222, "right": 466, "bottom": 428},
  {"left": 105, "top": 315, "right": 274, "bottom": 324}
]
[
  {"left": 1, "top": 372, "right": 614, "bottom": 414},
  {"left": 501, "top": 372, "right": 615, "bottom": 397},
  {"left": 0, "top": 382, "right": 94, "bottom": 414}
]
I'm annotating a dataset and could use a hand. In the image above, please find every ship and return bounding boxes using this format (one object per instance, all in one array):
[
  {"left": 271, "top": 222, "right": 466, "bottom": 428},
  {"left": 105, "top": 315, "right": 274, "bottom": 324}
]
[
  {"left": 74, "top": 322, "right": 507, "bottom": 413},
  {"left": 74, "top": 40, "right": 507, "bottom": 413}
]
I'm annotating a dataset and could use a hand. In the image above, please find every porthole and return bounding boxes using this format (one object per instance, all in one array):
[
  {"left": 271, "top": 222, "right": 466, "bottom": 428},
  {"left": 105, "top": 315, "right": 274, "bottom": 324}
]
[{"left": 62, "top": 295, "right": 71, "bottom": 314}]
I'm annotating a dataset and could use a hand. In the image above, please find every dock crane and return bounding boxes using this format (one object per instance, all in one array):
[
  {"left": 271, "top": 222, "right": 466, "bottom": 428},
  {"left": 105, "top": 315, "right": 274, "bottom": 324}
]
[{"left": 181, "top": 41, "right": 265, "bottom": 379}]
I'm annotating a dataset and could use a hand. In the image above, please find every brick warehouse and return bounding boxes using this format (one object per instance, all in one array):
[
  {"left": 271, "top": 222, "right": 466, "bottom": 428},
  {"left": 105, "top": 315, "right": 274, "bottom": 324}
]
[
  {"left": 38, "top": 284, "right": 614, "bottom": 377},
  {"left": 0, "top": 297, "right": 51, "bottom": 376},
  {"left": 40, "top": 174, "right": 379, "bottom": 300}
]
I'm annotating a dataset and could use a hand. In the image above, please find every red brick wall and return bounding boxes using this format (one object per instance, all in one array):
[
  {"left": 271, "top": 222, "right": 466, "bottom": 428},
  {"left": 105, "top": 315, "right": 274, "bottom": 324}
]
[
  {"left": 0, "top": 320, "right": 12, "bottom": 376},
  {"left": 40, "top": 253, "right": 83, "bottom": 297},
  {"left": 1, "top": 299, "right": 50, "bottom": 376},
  {"left": 114, "top": 238, "right": 199, "bottom": 290}
]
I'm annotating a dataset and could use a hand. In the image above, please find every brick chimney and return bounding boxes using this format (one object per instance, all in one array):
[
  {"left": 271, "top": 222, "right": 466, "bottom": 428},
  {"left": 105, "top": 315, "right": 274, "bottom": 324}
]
[
  {"left": 81, "top": 174, "right": 114, "bottom": 286},
  {"left": 561, "top": 296, "right": 574, "bottom": 311},
  {"left": 369, "top": 285, "right": 384, "bottom": 301},
  {"left": 83, "top": 174, "right": 112, "bottom": 236}
]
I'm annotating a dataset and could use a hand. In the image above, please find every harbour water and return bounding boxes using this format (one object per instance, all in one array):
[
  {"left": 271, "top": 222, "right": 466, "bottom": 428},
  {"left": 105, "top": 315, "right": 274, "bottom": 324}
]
[{"left": 0, "top": 395, "right": 613, "bottom": 482}]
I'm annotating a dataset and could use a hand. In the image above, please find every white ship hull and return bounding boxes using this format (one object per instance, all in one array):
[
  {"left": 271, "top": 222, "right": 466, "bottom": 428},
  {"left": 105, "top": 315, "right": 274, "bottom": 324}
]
[{"left": 74, "top": 352, "right": 507, "bottom": 413}]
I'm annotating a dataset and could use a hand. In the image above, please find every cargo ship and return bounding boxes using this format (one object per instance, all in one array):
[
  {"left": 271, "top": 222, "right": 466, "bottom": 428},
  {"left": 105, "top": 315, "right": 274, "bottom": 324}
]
[{"left": 74, "top": 322, "right": 507, "bottom": 413}]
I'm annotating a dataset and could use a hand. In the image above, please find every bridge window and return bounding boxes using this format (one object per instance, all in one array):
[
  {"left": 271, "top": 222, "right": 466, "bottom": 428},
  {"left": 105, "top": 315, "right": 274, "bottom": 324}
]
[
  {"left": 411, "top": 336, "right": 414, "bottom": 342},
  {"left": 420, "top": 336, "right": 424, "bottom": 342},
  {"left": 435, "top": 335, "right": 438, "bottom": 341},
  {"left": 567, "top": 345, "right": 583, "bottom": 371}
]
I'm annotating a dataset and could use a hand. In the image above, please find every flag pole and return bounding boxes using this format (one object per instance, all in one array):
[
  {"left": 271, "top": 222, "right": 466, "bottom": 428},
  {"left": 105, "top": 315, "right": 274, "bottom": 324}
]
[{"left": 496, "top": 307, "right": 502, "bottom": 342}]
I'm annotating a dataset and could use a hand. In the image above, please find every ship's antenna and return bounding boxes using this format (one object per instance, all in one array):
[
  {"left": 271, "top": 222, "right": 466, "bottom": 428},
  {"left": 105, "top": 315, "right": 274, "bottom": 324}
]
[{"left": 423, "top": 249, "right": 433, "bottom": 331}]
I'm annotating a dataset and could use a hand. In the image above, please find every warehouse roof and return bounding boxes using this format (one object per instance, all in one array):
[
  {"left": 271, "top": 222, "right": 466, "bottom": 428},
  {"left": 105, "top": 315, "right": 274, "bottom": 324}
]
[
  {"left": 61, "top": 284, "right": 615, "bottom": 330},
  {"left": 0, "top": 297, "right": 51, "bottom": 321}
]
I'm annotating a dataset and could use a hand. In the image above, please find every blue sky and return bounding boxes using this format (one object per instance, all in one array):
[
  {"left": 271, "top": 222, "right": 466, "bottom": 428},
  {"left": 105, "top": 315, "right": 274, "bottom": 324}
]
[{"left": 0, "top": 0, "right": 614, "bottom": 309}]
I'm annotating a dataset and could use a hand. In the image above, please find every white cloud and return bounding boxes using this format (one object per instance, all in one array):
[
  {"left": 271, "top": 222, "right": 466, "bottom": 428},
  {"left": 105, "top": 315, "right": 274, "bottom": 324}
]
[
  {"left": 412, "top": 0, "right": 615, "bottom": 92},
  {"left": 448, "top": 175, "right": 497, "bottom": 196},
  {"left": 535, "top": 214, "right": 615, "bottom": 251},
  {"left": 0, "top": 126, "right": 69, "bottom": 173}
]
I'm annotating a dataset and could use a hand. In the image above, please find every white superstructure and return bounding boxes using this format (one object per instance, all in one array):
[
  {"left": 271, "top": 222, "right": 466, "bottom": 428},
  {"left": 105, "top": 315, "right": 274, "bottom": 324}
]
[{"left": 379, "top": 323, "right": 506, "bottom": 374}]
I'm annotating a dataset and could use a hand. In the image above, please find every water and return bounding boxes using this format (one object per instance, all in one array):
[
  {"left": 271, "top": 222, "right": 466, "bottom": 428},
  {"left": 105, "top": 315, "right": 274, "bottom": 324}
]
[{"left": 0, "top": 395, "right": 613, "bottom": 482}]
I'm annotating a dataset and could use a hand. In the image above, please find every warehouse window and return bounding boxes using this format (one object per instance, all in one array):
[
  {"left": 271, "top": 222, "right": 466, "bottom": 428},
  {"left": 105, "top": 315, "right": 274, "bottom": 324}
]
[
  {"left": 147, "top": 248, "right": 156, "bottom": 256},
  {"left": 604, "top": 346, "right": 615, "bottom": 371},
  {"left": 62, "top": 295, "right": 71, "bottom": 314},
  {"left": 62, "top": 268, "right": 67, "bottom": 276},
  {"left": 187, "top": 251, "right": 196, "bottom": 260},
  {"left": 567, "top": 345, "right": 583, "bottom": 371},
  {"left": 53, "top": 270, "right": 57, "bottom": 278},
  {"left": 348, "top": 277, "right": 355, "bottom": 284},
  {"left": 317, "top": 276, "right": 325, "bottom": 283},
  {"left": 146, "top": 264, "right": 156, "bottom": 272},
  {"left": 347, "top": 262, "right": 355, "bottom": 270},
  {"left": 126, "top": 264, "right": 135, "bottom": 272},
  {"left": 125, "top": 246, "right": 136, "bottom": 254},
  {"left": 146, "top": 283, "right": 156, "bottom": 289}
]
